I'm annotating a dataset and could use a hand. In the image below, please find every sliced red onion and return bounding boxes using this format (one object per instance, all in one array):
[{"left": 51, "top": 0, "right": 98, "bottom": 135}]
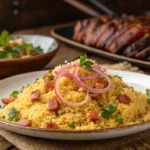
[
  {"left": 74, "top": 66, "right": 112, "bottom": 94},
  {"left": 64, "top": 71, "right": 100, "bottom": 81},
  {"left": 55, "top": 63, "right": 77, "bottom": 75},
  {"left": 54, "top": 71, "right": 89, "bottom": 107}
]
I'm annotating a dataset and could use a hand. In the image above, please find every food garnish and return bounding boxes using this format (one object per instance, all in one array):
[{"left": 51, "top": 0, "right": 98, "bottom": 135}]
[
  {"left": 114, "top": 75, "right": 123, "bottom": 80},
  {"left": 79, "top": 54, "right": 94, "bottom": 68},
  {"left": 146, "top": 89, "right": 150, "bottom": 104},
  {"left": 101, "top": 103, "right": 118, "bottom": 119},
  {"left": 8, "top": 107, "right": 19, "bottom": 121},
  {"left": 115, "top": 117, "right": 124, "bottom": 124},
  {"left": 68, "top": 123, "right": 76, "bottom": 129}
]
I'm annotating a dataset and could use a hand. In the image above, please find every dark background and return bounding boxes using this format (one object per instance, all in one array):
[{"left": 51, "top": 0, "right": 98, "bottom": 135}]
[{"left": 0, "top": 0, "right": 150, "bottom": 32}]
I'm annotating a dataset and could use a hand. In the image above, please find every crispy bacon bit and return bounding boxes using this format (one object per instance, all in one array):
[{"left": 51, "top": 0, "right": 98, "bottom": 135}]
[
  {"left": 44, "top": 72, "right": 54, "bottom": 92},
  {"left": 89, "top": 111, "right": 99, "bottom": 123},
  {"left": 118, "top": 94, "right": 131, "bottom": 104},
  {"left": 90, "top": 93, "right": 101, "bottom": 100},
  {"left": 47, "top": 100, "right": 60, "bottom": 111},
  {"left": 95, "top": 79, "right": 108, "bottom": 89},
  {"left": 44, "top": 122, "right": 59, "bottom": 129},
  {"left": 31, "top": 90, "right": 41, "bottom": 102},
  {"left": 2, "top": 97, "right": 15, "bottom": 104},
  {"left": 16, "top": 119, "right": 31, "bottom": 127}
]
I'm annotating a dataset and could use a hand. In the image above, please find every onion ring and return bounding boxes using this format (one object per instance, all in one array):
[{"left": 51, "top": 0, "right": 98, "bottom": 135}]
[{"left": 54, "top": 71, "right": 89, "bottom": 107}]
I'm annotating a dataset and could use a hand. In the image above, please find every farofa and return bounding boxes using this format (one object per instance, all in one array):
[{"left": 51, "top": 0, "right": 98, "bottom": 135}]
[{"left": 0, "top": 57, "right": 149, "bottom": 130}]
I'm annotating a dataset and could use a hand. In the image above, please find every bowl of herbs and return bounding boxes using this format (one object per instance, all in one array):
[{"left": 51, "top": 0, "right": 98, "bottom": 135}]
[{"left": 0, "top": 30, "right": 59, "bottom": 77}]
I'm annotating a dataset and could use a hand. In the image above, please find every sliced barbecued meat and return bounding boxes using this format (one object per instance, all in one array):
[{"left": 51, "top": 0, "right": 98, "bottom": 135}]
[
  {"left": 74, "top": 19, "right": 90, "bottom": 43},
  {"left": 95, "top": 22, "right": 117, "bottom": 48},
  {"left": 107, "top": 26, "right": 145, "bottom": 53},
  {"left": 105, "top": 25, "right": 128, "bottom": 50},
  {"left": 135, "top": 46, "right": 150, "bottom": 60},
  {"left": 123, "top": 34, "right": 150, "bottom": 57},
  {"left": 89, "top": 23, "right": 112, "bottom": 47},
  {"left": 84, "top": 19, "right": 104, "bottom": 45},
  {"left": 73, "top": 21, "right": 82, "bottom": 41}
]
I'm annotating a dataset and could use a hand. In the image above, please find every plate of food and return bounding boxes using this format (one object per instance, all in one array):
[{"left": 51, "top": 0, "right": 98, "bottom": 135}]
[
  {"left": 51, "top": 15, "right": 150, "bottom": 69},
  {"left": 0, "top": 30, "right": 59, "bottom": 77},
  {"left": 0, "top": 54, "right": 149, "bottom": 140}
]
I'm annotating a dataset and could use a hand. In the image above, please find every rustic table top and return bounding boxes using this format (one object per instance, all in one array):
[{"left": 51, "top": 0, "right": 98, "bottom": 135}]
[{"left": 0, "top": 25, "right": 150, "bottom": 150}]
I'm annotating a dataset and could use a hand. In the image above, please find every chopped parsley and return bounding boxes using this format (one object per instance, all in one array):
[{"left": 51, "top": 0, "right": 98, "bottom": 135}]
[
  {"left": 79, "top": 54, "right": 93, "bottom": 68},
  {"left": 146, "top": 89, "right": 150, "bottom": 97},
  {"left": 8, "top": 107, "right": 19, "bottom": 121},
  {"left": 20, "top": 84, "right": 30, "bottom": 93},
  {"left": 101, "top": 103, "right": 119, "bottom": 119},
  {"left": 115, "top": 117, "right": 124, "bottom": 124},
  {"left": 146, "top": 89, "right": 150, "bottom": 104},
  {"left": 10, "top": 90, "right": 19, "bottom": 97},
  {"left": 0, "top": 30, "right": 12, "bottom": 46},
  {"left": 68, "top": 123, "right": 76, "bottom": 129},
  {"left": 48, "top": 70, "right": 53, "bottom": 72},
  {"left": 2, "top": 116, "right": 5, "bottom": 119},
  {"left": 114, "top": 75, "right": 123, "bottom": 81},
  {"left": 49, "top": 74, "right": 55, "bottom": 80}
]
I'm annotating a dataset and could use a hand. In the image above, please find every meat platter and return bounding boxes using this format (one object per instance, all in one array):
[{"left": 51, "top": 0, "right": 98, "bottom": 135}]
[{"left": 51, "top": 14, "right": 150, "bottom": 69}]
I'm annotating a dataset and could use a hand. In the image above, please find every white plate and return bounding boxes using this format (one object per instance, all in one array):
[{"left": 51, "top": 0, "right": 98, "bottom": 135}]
[{"left": 0, "top": 70, "right": 150, "bottom": 140}]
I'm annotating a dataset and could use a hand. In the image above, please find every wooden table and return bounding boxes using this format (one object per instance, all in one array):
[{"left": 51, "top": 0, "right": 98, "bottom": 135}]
[{"left": 0, "top": 25, "right": 150, "bottom": 150}]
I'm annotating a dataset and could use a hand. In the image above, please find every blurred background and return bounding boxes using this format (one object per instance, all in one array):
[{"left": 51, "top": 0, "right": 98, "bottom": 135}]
[{"left": 1, "top": 0, "right": 150, "bottom": 32}]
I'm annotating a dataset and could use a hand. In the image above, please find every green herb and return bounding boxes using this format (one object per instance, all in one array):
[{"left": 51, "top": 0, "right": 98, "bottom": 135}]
[
  {"left": 0, "top": 51, "right": 7, "bottom": 58},
  {"left": 20, "top": 84, "right": 30, "bottom": 93},
  {"left": 10, "top": 90, "right": 19, "bottom": 97},
  {"left": 32, "top": 46, "right": 43, "bottom": 55},
  {"left": 34, "top": 78, "right": 39, "bottom": 83},
  {"left": 146, "top": 106, "right": 149, "bottom": 111},
  {"left": 48, "top": 70, "right": 53, "bottom": 72},
  {"left": 47, "top": 121, "right": 52, "bottom": 124},
  {"left": 146, "top": 89, "right": 150, "bottom": 97},
  {"left": 147, "top": 98, "right": 150, "bottom": 104},
  {"left": 101, "top": 103, "right": 119, "bottom": 119},
  {"left": 2, "top": 116, "right": 5, "bottom": 119},
  {"left": 8, "top": 107, "right": 19, "bottom": 121},
  {"left": 78, "top": 121, "right": 82, "bottom": 126},
  {"left": 0, "top": 30, "right": 12, "bottom": 46},
  {"left": 114, "top": 75, "right": 123, "bottom": 80},
  {"left": 79, "top": 54, "right": 93, "bottom": 68},
  {"left": 146, "top": 89, "right": 150, "bottom": 104},
  {"left": 49, "top": 75, "right": 55, "bottom": 80},
  {"left": 115, "top": 117, "right": 124, "bottom": 124},
  {"left": 68, "top": 123, "right": 76, "bottom": 129},
  {"left": 0, "top": 105, "right": 2, "bottom": 108}
]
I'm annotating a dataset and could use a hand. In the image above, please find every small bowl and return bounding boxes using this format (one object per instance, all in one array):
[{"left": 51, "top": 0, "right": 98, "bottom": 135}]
[{"left": 0, "top": 35, "right": 59, "bottom": 77}]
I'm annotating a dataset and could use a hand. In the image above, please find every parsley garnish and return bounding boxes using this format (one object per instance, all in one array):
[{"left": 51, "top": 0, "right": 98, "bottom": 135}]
[
  {"left": 101, "top": 103, "right": 119, "bottom": 119},
  {"left": 79, "top": 54, "right": 93, "bottom": 68},
  {"left": 10, "top": 91, "right": 19, "bottom": 97},
  {"left": 146, "top": 89, "right": 150, "bottom": 97},
  {"left": 114, "top": 75, "right": 123, "bottom": 80},
  {"left": 115, "top": 117, "right": 124, "bottom": 124},
  {"left": 20, "top": 84, "right": 30, "bottom": 93},
  {"left": 2, "top": 116, "right": 5, "bottom": 119},
  {"left": 49, "top": 75, "right": 55, "bottom": 80},
  {"left": 48, "top": 70, "right": 53, "bottom": 72},
  {"left": 0, "top": 30, "right": 12, "bottom": 46},
  {"left": 146, "top": 89, "right": 150, "bottom": 104},
  {"left": 68, "top": 123, "right": 76, "bottom": 129},
  {"left": 8, "top": 107, "right": 19, "bottom": 121}
]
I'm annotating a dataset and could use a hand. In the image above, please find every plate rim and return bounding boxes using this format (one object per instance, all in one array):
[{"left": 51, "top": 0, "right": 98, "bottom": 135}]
[
  {"left": 0, "top": 70, "right": 150, "bottom": 133},
  {"left": 50, "top": 24, "right": 150, "bottom": 68}
]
